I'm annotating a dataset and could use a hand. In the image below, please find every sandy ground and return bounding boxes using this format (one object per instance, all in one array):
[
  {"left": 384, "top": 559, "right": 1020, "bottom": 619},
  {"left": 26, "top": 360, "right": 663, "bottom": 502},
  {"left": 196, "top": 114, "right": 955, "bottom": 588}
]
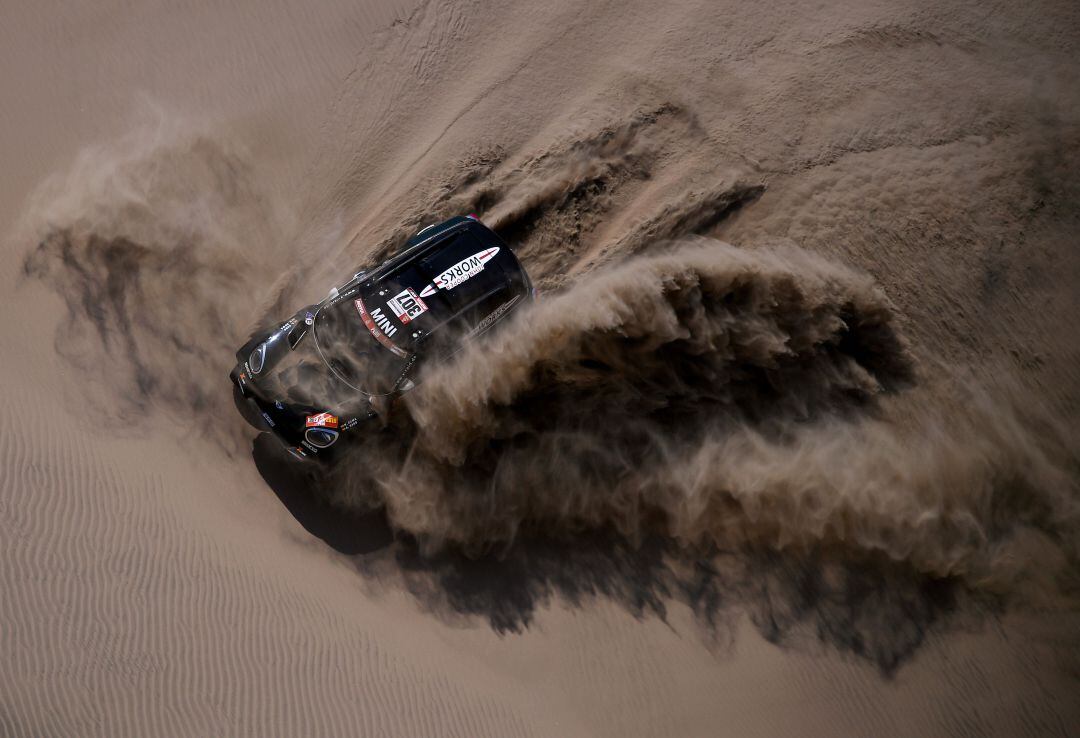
[{"left": 2, "top": 0, "right": 1079, "bottom": 736}]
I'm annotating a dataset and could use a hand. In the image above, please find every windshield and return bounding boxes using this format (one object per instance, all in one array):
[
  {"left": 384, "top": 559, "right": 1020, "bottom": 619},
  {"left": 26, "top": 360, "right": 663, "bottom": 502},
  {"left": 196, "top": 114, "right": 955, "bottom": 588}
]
[
  {"left": 312, "top": 294, "right": 412, "bottom": 396},
  {"left": 247, "top": 328, "right": 358, "bottom": 408}
]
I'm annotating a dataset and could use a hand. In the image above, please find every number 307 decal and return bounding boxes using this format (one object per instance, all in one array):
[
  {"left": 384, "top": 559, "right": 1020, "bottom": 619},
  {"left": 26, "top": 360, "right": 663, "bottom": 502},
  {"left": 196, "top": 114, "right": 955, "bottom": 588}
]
[{"left": 419, "top": 247, "right": 499, "bottom": 297}]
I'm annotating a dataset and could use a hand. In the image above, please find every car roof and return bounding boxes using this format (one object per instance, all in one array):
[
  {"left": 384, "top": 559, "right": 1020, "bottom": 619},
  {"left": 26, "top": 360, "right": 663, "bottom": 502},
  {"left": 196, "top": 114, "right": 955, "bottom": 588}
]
[{"left": 350, "top": 217, "right": 531, "bottom": 356}]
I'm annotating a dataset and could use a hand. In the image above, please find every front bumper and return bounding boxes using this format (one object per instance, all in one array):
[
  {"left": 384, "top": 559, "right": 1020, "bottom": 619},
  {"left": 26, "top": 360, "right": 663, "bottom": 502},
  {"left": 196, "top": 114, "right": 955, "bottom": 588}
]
[{"left": 230, "top": 361, "right": 376, "bottom": 465}]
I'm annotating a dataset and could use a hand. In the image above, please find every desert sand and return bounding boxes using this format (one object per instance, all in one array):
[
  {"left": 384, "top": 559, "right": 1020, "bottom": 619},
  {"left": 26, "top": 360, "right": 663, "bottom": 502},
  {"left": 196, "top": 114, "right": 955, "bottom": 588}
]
[{"left": 2, "top": 0, "right": 1078, "bottom": 736}]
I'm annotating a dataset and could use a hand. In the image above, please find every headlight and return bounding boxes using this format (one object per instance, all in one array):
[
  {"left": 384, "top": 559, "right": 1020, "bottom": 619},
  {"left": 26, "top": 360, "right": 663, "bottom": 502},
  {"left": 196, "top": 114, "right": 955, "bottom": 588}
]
[
  {"left": 304, "top": 427, "right": 339, "bottom": 448},
  {"left": 248, "top": 342, "right": 267, "bottom": 375}
]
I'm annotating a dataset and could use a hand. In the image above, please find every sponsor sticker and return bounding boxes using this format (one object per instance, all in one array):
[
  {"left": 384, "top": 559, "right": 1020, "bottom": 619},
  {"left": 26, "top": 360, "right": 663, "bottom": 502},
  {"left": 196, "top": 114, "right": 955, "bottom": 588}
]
[
  {"left": 386, "top": 288, "right": 428, "bottom": 324},
  {"left": 306, "top": 412, "right": 340, "bottom": 430},
  {"left": 467, "top": 295, "right": 521, "bottom": 338},
  {"left": 355, "top": 299, "right": 397, "bottom": 338},
  {"left": 326, "top": 287, "right": 358, "bottom": 309},
  {"left": 418, "top": 247, "right": 500, "bottom": 297},
  {"left": 370, "top": 307, "right": 396, "bottom": 337},
  {"left": 355, "top": 297, "right": 409, "bottom": 358},
  {"left": 392, "top": 353, "right": 419, "bottom": 391},
  {"left": 260, "top": 411, "right": 276, "bottom": 428}
]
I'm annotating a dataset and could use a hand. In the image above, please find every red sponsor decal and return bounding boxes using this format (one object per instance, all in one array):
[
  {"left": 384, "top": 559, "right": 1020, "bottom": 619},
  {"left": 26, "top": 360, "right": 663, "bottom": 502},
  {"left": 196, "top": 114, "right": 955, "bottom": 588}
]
[{"left": 306, "top": 412, "right": 340, "bottom": 429}]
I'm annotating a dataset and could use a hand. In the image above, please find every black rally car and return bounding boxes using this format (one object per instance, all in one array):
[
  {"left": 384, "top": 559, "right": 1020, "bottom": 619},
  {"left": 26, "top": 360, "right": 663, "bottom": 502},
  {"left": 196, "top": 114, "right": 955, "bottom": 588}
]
[{"left": 230, "top": 215, "right": 534, "bottom": 463}]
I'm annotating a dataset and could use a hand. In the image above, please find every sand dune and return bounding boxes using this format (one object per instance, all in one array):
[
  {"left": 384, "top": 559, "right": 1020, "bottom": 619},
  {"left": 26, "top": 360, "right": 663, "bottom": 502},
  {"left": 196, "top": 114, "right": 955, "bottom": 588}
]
[{"left": 2, "top": 0, "right": 1079, "bottom": 736}]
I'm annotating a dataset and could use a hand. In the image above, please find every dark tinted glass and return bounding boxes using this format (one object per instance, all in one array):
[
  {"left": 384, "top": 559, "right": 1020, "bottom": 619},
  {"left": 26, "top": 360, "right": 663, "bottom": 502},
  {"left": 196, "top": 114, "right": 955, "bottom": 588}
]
[{"left": 312, "top": 299, "right": 408, "bottom": 395}]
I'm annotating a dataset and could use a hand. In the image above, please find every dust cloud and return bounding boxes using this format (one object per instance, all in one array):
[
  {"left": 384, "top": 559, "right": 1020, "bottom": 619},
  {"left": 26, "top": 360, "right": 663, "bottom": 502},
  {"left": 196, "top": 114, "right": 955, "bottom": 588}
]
[
  {"left": 328, "top": 241, "right": 1078, "bottom": 592},
  {"left": 20, "top": 123, "right": 291, "bottom": 446},
  {"left": 21, "top": 121, "right": 1079, "bottom": 606}
]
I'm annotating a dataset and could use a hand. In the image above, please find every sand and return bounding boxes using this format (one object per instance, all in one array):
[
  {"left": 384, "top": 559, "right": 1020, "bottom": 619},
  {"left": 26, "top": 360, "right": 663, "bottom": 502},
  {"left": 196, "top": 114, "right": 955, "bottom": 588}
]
[{"left": 2, "top": 0, "right": 1079, "bottom": 736}]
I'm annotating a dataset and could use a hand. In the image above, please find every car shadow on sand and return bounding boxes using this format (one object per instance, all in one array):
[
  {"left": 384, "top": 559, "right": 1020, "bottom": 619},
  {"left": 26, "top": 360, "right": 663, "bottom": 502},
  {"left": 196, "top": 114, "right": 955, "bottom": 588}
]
[
  {"left": 252, "top": 432, "right": 984, "bottom": 677},
  {"left": 252, "top": 433, "right": 394, "bottom": 555}
]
